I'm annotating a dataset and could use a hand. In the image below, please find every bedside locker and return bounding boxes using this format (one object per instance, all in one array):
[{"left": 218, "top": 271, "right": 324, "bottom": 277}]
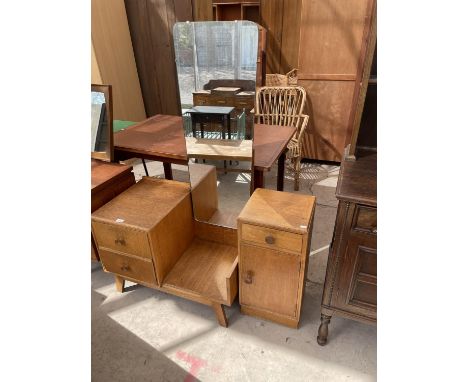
[{"left": 237, "top": 188, "right": 316, "bottom": 328}]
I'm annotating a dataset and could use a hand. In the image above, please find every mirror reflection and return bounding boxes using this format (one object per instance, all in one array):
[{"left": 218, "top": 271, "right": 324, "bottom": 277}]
[
  {"left": 173, "top": 21, "right": 258, "bottom": 228},
  {"left": 91, "top": 84, "right": 113, "bottom": 162}
]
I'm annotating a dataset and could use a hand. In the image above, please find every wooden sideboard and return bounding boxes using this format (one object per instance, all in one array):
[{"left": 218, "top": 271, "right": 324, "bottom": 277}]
[
  {"left": 317, "top": 150, "right": 376, "bottom": 345},
  {"left": 238, "top": 188, "right": 316, "bottom": 328}
]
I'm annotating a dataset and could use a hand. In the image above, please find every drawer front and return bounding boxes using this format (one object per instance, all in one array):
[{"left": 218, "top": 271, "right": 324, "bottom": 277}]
[
  {"left": 352, "top": 205, "right": 377, "bottom": 235},
  {"left": 241, "top": 223, "right": 303, "bottom": 254},
  {"left": 99, "top": 249, "right": 157, "bottom": 286},
  {"left": 240, "top": 243, "right": 301, "bottom": 318},
  {"left": 92, "top": 221, "right": 151, "bottom": 259}
]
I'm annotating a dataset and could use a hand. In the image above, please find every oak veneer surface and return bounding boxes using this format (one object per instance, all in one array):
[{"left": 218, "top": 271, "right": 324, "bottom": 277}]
[
  {"left": 238, "top": 187, "right": 315, "bottom": 234},
  {"left": 91, "top": 159, "right": 133, "bottom": 195},
  {"left": 336, "top": 150, "right": 376, "bottom": 207},
  {"left": 163, "top": 238, "right": 238, "bottom": 304},
  {"left": 253, "top": 124, "right": 296, "bottom": 170},
  {"left": 92, "top": 177, "right": 191, "bottom": 230},
  {"left": 91, "top": 0, "right": 146, "bottom": 121},
  {"left": 114, "top": 114, "right": 187, "bottom": 161}
]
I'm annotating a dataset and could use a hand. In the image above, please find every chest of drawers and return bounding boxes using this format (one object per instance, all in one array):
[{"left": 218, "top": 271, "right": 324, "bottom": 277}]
[
  {"left": 237, "top": 188, "right": 316, "bottom": 328},
  {"left": 91, "top": 177, "right": 194, "bottom": 289}
]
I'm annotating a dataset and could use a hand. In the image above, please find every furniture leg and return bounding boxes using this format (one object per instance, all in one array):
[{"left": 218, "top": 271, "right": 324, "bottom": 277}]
[
  {"left": 226, "top": 114, "right": 231, "bottom": 139},
  {"left": 277, "top": 151, "right": 285, "bottom": 191},
  {"left": 294, "top": 157, "right": 301, "bottom": 191},
  {"left": 317, "top": 313, "right": 332, "bottom": 346},
  {"left": 141, "top": 159, "right": 149, "bottom": 176},
  {"left": 191, "top": 115, "right": 196, "bottom": 137},
  {"left": 212, "top": 303, "right": 228, "bottom": 327},
  {"left": 253, "top": 168, "right": 264, "bottom": 191},
  {"left": 115, "top": 275, "right": 125, "bottom": 293},
  {"left": 163, "top": 162, "right": 173, "bottom": 180}
]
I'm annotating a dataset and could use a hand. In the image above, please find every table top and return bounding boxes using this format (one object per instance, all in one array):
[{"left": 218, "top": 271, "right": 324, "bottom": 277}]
[
  {"left": 336, "top": 149, "right": 377, "bottom": 207},
  {"left": 186, "top": 106, "right": 235, "bottom": 115},
  {"left": 91, "top": 159, "right": 132, "bottom": 194},
  {"left": 113, "top": 115, "right": 295, "bottom": 171},
  {"left": 253, "top": 124, "right": 296, "bottom": 170},
  {"left": 114, "top": 114, "right": 187, "bottom": 162}
]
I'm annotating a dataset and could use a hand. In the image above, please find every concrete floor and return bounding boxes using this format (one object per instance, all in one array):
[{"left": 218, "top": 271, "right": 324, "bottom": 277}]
[{"left": 92, "top": 159, "right": 376, "bottom": 381}]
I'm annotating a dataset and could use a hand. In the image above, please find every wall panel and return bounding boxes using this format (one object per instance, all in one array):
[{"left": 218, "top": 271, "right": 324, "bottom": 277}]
[
  {"left": 91, "top": 0, "right": 146, "bottom": 121},
  {"left": 125, "top": 0, "right": 193, "bottom": 117},
  {"left": 297, "top": 0, "right": 373, "bottom": 160}
]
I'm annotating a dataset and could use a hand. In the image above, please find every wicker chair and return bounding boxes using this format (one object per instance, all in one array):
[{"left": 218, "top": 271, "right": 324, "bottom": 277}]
[{"left": 255, "top": 86, "right": 308, "bottom": 190}]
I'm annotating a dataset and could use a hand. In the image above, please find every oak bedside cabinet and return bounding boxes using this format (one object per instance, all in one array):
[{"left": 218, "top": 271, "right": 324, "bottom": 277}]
[{"left": 237, "top": 188, "right": 316, "bottom": 328}]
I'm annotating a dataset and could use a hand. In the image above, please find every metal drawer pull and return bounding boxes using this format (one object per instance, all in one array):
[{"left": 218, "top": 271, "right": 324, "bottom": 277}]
[
  {"left": 244, "top": 271, "right": 253, "bottom": 284},
  {"left": 115, "top": 238, "right": 126, "bottom": 245},
  {"left": 265, "top": 235, "right": 275, "bottom": 245},
  {"left": 372, "top": 227, "right": 377, "bottom": 234},
  {"left": 120, "top": 265, "right": 129, "bottom": 272}
]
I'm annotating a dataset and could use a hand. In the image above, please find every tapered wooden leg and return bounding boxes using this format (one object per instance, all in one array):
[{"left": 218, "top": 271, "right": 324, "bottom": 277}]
[
  {"left": 317, "top": 313, "right": 331, "bottom": 346},
  {"left": 212, "top": 303, "right": 228, "bottom": 327},
  {"left": 163, "top": 162, "right": 173, "bottom": 180},
  {"left": 115, "top": 275, "right": 125, "bottom": 293}
]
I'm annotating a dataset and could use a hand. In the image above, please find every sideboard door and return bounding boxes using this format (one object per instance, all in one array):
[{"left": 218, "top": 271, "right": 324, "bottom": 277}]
[{"left": 331, "top": 233, "right": 377, "bottom": 319}]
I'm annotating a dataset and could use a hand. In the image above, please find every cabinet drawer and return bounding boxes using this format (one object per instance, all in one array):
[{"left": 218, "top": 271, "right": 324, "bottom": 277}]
[
  {"left": 241, "top": 224, "right": 303, "bottom": 254},
  {"left": 92, "top": 221, "right": 151, "bottom": 259},
  {"left": 352, "top": 205, "right": 377, "bottom": 235},
  {"left": 99, "top": 249, "right": 157, "bottom": 286}
]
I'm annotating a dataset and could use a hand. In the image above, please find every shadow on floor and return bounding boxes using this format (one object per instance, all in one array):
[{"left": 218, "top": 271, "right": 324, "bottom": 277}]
[{"left": 92, "top": 288, "right": 199, "bottom": 382}]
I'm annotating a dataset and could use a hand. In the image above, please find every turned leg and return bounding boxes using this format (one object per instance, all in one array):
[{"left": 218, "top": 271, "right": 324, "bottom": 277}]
[
  {"left": 317, "top": 314, "right": 332, "bottom": 346},
  {"left": 115, "top": 275, "right": 125, "bottom": 293},
  {"left": 212, "top": 303, "right": 228, "bottom": 327}
]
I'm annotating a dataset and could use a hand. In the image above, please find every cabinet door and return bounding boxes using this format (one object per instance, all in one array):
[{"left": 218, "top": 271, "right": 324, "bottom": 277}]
[
  {"left": 331, "top": 233, "right": 377, "bottom": 319},
  {"left": 240, "top": 243, "right": 301, "bottom": 318}
]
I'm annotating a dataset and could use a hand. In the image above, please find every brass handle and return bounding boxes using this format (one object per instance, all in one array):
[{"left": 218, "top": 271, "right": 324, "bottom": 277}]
[
  {"left": 115, "top": 238, "right": 126, "bottom": 246},
  {"left": 120, "top": 264, "right": 129, "bottom": 272},
  {"left": 244, "top": 271, "right": 253, "bottom": 284},
  {"left": 265, "top": 235, "right": 275, "bottom": 245},
  {"left": 217, "top": 100, "right": 226, "bottom": 104}
]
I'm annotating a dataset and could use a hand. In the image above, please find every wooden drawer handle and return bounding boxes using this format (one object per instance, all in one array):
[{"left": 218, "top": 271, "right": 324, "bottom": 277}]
[
  {"left": 244, "top": 271, "right": 253, "bottom": 284},
  {"left": 265, "top": 235, "right": 275, "bottom": 245},
  {"left": 120, "top": 264, "right": 130, "bottom": 272},
  {"left": 114, "top": 238, "right": 126, "bottom": 246}
]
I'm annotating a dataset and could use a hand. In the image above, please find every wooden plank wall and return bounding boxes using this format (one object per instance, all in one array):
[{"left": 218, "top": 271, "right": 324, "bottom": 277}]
[
  {"left": 259, "top": 0, "right": 301, "bottom": 74},
  {"left": 124, "top": 0, "right": 194, "bottom": 117},
  {"left": 297, "top": 0, "right": 373, "bottom": 161},
  {"left": 91, "top": 0, "right": 147, "bottom": 122},
  {"left": 193, "top": 0, "right": 213, "bottom": 20}
]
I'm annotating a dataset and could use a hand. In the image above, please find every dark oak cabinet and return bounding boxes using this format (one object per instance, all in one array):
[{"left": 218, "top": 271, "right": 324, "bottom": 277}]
[{"left": 317, "top": 153, "right": 377, "bottom": 345}]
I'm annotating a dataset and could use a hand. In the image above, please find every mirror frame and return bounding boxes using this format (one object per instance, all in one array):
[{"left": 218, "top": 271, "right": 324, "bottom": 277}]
[{"left": 91, "top": 83, "right": 114, "bottom": 162}]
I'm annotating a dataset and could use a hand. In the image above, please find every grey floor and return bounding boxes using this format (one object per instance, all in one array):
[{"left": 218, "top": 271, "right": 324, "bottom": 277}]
[{"left": 92, "top": 159, "right": 376, "bottom": 381}]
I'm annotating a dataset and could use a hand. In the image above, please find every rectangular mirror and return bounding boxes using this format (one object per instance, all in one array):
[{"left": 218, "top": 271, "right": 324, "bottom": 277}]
[
  {"left": 91, "top": 84, "right": 113, "bottom": 162},
  {"left": 173, "top": 21, "right": 259, "bottom": 228}
]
